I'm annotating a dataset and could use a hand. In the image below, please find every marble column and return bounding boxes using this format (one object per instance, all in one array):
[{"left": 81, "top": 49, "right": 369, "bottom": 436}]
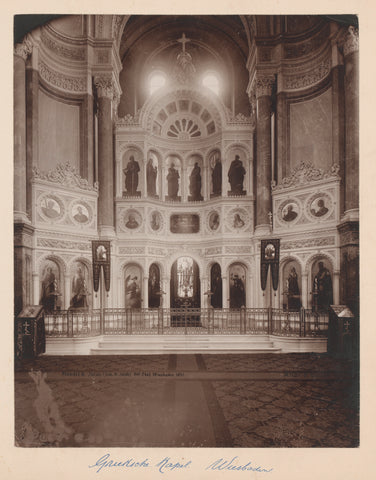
[
  {"left": 94, "top": 75, "right": 115, "bottom": 238},
  {"left": 301, "top": 273, "right": 308, "bottom": 309},
  {"left": 222, "top": 276, "right": 228, "bottom": 308},
  {"left": 64, "top": 274, "right": 71, "bottom": 310},
  {"left": 143, "top": 276, "right": 149, "bottom": 308},
  {"left": 14, "top": 38, "right": 32, "bottom": 224},
  {"left": 343, "top": 26, "right": 359, "bottom": 217},
  {"left": 255, "top": 75, "right": 274, "bottom": 234}
]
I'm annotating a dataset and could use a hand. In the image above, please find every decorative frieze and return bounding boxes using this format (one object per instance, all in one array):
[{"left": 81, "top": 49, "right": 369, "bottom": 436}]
[
  {"left": 39, "top": 61, "right": 86, "bottom": 92},
  {"left": 41, "top": 29, "right": 85, "bottom": 61},
  {"left": 343, "top": 26, "right": 359, "bottom": 57},
  {"left": 94, "top": 74, "right": 116, "bottom": 99},
  {"left": 14, "top": 35, "right": 33, "bottom": 60},
  {"left": 225, "top": 246, "right": 250, "bottom": 254},
  {"left": 32, "top": 163, "right": 98, "bottom": 192},
  {"left": 205, "top": 247, "right": 222, "bottom": 255},
  {"left": 284, "top": 58, "right": 331, "bottom": 90},
  {"left": 118, "top": 246, "right": 145, "bottom": 254},
  {"left": 272, "top": 162, "right": 340, "bottom": 191},
  {"left": 281, "top": 236, "right": 335, "bottom": 250},
  {"left": 37, "top": 238, "right": 91, "bottom": 251},
  {"left": 148, "top": 247, "right": 167, "bottom": 256}
]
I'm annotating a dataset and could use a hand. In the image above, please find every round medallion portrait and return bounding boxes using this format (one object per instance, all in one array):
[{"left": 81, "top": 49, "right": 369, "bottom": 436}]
[
  {"left": 71, "top": 202, "right": 91, "bottom": 225},
  {"left": 208, "top": 211, "right": 220, "bottom": 231},
  {"left": 124, "top": 209, "right": 142, "bottom": 230},
  {"left": 281, "top": 201, "right": 299, "bottom": 223},
  {"left": 309, "top": 195, "right": 331, "bottom": 218},
  {"left": 39, "top": 195, "right": 64, "bottom": 221},
  {"left": 150, "top": 211, "right": 163, "bottom": 232}
]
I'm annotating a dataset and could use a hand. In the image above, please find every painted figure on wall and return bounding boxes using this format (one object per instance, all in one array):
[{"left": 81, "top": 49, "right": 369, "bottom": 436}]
[
  {"left": 125, "top": 272, "right": 141, "bottom": 309},
  {"left": 70, "top": 264, "right": 89, "bottom": 309},
  {"left": 147, "top": 158, "right": 158, "bottom": 197},
  {"left": 42, "top": 198, "right": 60, "bottom": 219},
  {"left": 211, "top": 155, "right": 222, "bottom": 196},
  {"left": 229, "top": 269, "right": 246, "bottom": 308},
  {"left": 282, "top": 204, "right": 298, "bottom": 222},
  {"left": 313, "top": 261, "right": 333, "bottom": 312},
  {"left": 123, "top": 155, "right": 140, "bottom": 195},
  {"left": 73, "top": 205, "right": 89, "bottom": 223},
  {"left": 287, "top": 267, "right": 301, "bottom": 311},
  {"left": 311, "top": 198, "right": 329, "bottom": 217},
  {"left": 151, "top": 211, "right": 161, "bottom": 231},
  {"left": 209, "top": 212, "right": 220, "bottom": 231},
  {"left": 148, "top": 264, "right": 161, "bottom": 308},
  {"left": 189, "top": 162, "right": 203, "bottom": 201},
  {"left": 96, "top": 245, "right": 107, "bottom": 261},
  {"left": 233, "top": 213, "right": 245, "bottom": 229},
  {"left": 126, "top": 213, "right": 139, "bottom": 229},
  {"left": 210, "top": 263, "right": 222, "bottom": 308},
  {"left": 40, "top": 264, "right": 59, "bottom": 313},
  {"left": 228, "top": 155, "right": 246, "bottom": 194},
  {"left": 167, "top": 163, "right": 180, "bottom": 199}
]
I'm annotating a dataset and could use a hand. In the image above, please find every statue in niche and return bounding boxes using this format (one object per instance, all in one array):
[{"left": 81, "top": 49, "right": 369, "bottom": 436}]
[
  {"left": 313, "top": 262, "right": 333, "bottom": 312},
  {"left": 147, "top": 158, "right": 158, "bottom": 197},
  {"left": 212, "top": 155, "right": 222, "bottom": 196},
  {"left": 125, "top": 274, "right": 141, "bottom": 308},
  {"left": 123, "top": 156, "right": 140, "bottom": 195},
  {"left": 70, "top": 265, "right": 89, "bottom": 309},
  {"left": 189, "top": 162, "right": 203, "bottom": 201},
  {"left": 166, "top": 163, "right": 180, "bottom": 199},
  {"left": 230, "top": 274, "right": 246, "bottom": 308},
  {"left": 287, "top": 267, "right": 301, "bottom": 311},
  {"left": 228, "top": 155, "right": 246, "bottom": 195},
  {"left": 40, "top": 265, "right": 59, "bottom": 313}
]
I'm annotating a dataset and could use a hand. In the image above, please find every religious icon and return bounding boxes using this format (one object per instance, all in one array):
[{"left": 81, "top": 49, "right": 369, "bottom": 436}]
[
  {"left": 209, "top": 212, "right": 220, "bottom": 231},
  {"left": 228, "top": 154, "right": 246, "bottom": 195},
  {"left": 210, "top": 263, "right": 222, "bottom": 308},
  {"left": 286, "top": 266, "right": 301, "bottom": 311},
  {"left": 39, "top": 261, "right": 60, "bottom": 313},
  {"left": 282, "top": 203, "right": 298, "bottom": 222},
  {"left": 72, "top": 204, "right": 89, "bottom": 223},
  {"left": 147, "top": 158, "right": 158, "bottom": 197},
  {"left": 233, "top": 213, "right": 245, "bottom": 229},
  {"left": 70, "top": 263, "right": 89, "bottom": 309},
  {"left": 166, "top": 162, "right": 180, "bottom": 199},
  {"left": 123, "top": 155, "right": 140, "bottom": 195},
  {"left": 311, "top": 197, "right": 329, "bottom": 217},
  {"left": 96, "top": 245, "right": 107, "bottom": 261},
  {"left": 148, "top": 263, "right": 161, "bottom": 308},
  {"left": 41, "top": 197, "right": 61, "bottom": 219},
  {"left": 313, "top": 261, "right": 333, "bottom": 312},
  {"left": 265, "top": 243, "right": 275, "bottom": 260},
  {"left": 125, "top": 213, "right": 139, "bottom": 229},
  {"left": 125, "top": 266, "right": 142, "bottom": 308},
  {"left": 150, "top": 211, "right": 161, "bottom": 231},
  {"left": 229, "top": 265, "right": 246, "bottom": 308}
]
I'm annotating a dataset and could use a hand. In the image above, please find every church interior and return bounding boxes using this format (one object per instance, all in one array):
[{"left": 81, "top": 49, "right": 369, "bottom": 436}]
[{"left": 13, "top": 14, "right": 359, "bottom": 448}]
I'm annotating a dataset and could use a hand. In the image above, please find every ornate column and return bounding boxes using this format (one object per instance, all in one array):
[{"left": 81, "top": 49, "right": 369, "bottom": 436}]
[
  {"left": 255, "top": 74, "right": 274, "bottom": 234},
  {"left": 337, "top": 26, "right": 359, "bottom": 316},
  {"left": 343, "top": 26, "right": 359, "bottom": 218},
  {"left": 64, "top": 274, "right": 70, "bottom": 310},
  {"left": 14, "top": 37, "right": 32, "bottom": 224},
  {"left": 222, "top": 276, "right": 228, "bottom": 308},
  {"left": 94, "top": 75, "right": 116, "bottom": 238},
  {"left": 301, "top": 273, "right": 308, "bottom": 309}
]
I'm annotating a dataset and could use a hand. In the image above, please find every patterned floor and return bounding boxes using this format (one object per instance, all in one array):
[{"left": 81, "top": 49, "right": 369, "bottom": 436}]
[{"left": 14, "top": 353, "right": 359, "bottom": 448}]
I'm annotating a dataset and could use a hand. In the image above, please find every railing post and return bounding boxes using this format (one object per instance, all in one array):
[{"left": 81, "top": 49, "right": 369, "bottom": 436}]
[
  {"left": 209, "top": 307, "right": 214, "bottom": 335},
  {"left": 301, "top": 307, "right": 306, "bottom": 337},
  {"left": 268, "top": 307, "right": 272, "bottom": 335},
  {"left": 158, "top": 307, "right": 164, "bottom": 335},
  {"left": 240, "top": 306, "right": 246, "bottom": 334},
  {"left": 67, "top": 310, "right": 73, "bottom": 338}
]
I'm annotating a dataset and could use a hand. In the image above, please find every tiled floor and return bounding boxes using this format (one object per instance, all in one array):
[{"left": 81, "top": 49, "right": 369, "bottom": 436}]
[{"left": 14, "top": 353, "right": 359, "bottom": 448}]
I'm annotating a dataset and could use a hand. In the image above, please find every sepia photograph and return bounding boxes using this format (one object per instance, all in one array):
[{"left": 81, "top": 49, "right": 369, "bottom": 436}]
[{"left": 6, "top": 3, "right": 372, "bottom": 479}]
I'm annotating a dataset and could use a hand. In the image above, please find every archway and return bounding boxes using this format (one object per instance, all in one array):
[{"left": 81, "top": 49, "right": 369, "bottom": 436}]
[{"left": 170, "top": 257, "right": 200, "bottom": 309}]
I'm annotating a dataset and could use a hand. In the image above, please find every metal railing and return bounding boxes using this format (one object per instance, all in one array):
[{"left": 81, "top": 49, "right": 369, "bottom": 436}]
[{"left": 44, "top": 307, "right": 328, "bottom": 338}]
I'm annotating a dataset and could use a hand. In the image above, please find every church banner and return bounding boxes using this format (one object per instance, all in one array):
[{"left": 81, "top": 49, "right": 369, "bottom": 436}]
[
  {"left": 260, "top": 239, "right": 280, "bottom": 291},
  {"left": 92, "top": 241, "right": 111, "bottom": 292}
]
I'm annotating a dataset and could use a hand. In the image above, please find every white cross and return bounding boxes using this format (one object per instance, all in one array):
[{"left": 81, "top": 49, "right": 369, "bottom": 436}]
[{"left": 177, "top": 33, "right": 190, "bottom": 53}]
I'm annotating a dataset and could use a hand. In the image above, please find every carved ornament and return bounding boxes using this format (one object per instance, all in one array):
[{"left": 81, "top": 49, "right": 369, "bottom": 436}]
[
  {"left": 14, "top": 35, "right": 33, "bottom": 60},
  {"left": 284, "top": 58, "right": 331, "bottom": 90},
  {"left": 281, "top": 236, "right": 336, "bottom": 250},
  {"left": 32, "top": 163, "right": 99, "bottom": 192},
  {"left": 94, "top": 75, "right": 115, "bottom": 99},
  {"left": 271, "top": 162, "right": 340, "bottom": 191},
  {"left": 39, "top": 61, "right": 86, "bottom": 92},
  {"left": 255, "top": 75, "right": 275, "bottom": 98},
  {"left": 37, "top": 238, "right": 91, "bottom": 251},
  {"left": 343, "top": 26, "right": 359, "bottom": 57},
  {"left": 41, "top": 29, "right": 85, "bottom": 61}
]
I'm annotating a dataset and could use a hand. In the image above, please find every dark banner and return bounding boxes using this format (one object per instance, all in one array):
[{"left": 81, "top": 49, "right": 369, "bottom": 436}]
[
  {"left": 92, "top": 241, "right": 111, "bottom": 292},
  {"left": 260, "top": 239, "right": 280, "bottom": 291}
]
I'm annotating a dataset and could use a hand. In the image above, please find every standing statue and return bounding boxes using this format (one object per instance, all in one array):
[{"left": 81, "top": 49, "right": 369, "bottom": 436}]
[
  {"left": 147, "top": 158, "right": 158, "bottom": 197},
  {"left": 189, "top": 162, "right": 203, "bottom": 201},
  {"left": 123, "top": 156, "right": 140, "bottom": 195},
  {"left": 212, "top": 156, "right": 222, "bottom": 196},
  {"left": 228, "top": 155, "right": 246, "bottom": 194},
  {"left": 230, "top": 274, "right": 246, "bottom": 308},
  {"left": 313, "top": 262, "right": 333, "bottom": 312},
  {"left": 287, "top": 267, "right": 301, "bottom": 311},
  {"left": 167, "top": 163, "right": 180, "bottom": 199}
]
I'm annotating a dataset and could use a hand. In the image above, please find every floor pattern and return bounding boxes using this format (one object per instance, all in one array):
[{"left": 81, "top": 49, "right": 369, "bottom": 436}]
[{"left": 14, "top": 353, "right": 359, "bottom": 448}]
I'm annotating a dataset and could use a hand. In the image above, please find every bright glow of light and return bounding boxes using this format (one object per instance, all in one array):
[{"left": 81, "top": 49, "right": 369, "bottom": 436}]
[
  {"left": 149, "top": 72, "right": 166, "bottom": 95},
  {"left": 203, "top": 73, "right": 220, "bottom": 95}
]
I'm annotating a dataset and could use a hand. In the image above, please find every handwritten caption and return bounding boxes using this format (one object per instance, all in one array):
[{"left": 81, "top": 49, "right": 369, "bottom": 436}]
[{"left": 89, "top": 454, "right": 274, "bottom": 474}]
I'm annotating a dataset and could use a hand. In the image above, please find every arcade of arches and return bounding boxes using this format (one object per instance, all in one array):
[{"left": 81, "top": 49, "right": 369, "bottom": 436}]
[{"left": 14, "top": 15, "right": 359, "bottom": 318}]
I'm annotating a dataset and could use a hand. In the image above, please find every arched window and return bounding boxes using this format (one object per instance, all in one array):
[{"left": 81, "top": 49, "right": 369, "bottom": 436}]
[
  {"left": 202, "top": 72, "right": 220, "bottom": 95},
  {"left": 149, "top": 71, "right": 166, "bottom": 95}
]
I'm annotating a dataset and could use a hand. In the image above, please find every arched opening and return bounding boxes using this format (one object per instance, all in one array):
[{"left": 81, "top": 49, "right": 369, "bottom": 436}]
[
  {"left": 148, "top": 263, "right": 161, "bottom": 308},
  {"left": 229, "top": 263, "right": 246, "bottom": 308},
  {"left": 282, "top": 260, "right": 302, "bottom": 311},
  {"left": 39, "top": 259, "right": 62, "bottom": 312},
  {"left": 170, "top": 257, "right": 200, "bottom": 309},
  {"left": 70, "top": 261, "right": 91, "bottom": 310}
]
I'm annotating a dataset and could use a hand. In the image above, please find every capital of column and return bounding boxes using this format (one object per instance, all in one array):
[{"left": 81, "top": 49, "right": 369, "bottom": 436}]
[
  {"left": 343, "top": 26, "right": 359, "bottom": 57},
  {"left": 255, "top": 75, "right": 275, "bottom": 99},
  {"left": 14, "top": 35, "right": 33, "bottom": 60},
  {"left": 94, "top": 74, "right": 115, "bottom": 100}
]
